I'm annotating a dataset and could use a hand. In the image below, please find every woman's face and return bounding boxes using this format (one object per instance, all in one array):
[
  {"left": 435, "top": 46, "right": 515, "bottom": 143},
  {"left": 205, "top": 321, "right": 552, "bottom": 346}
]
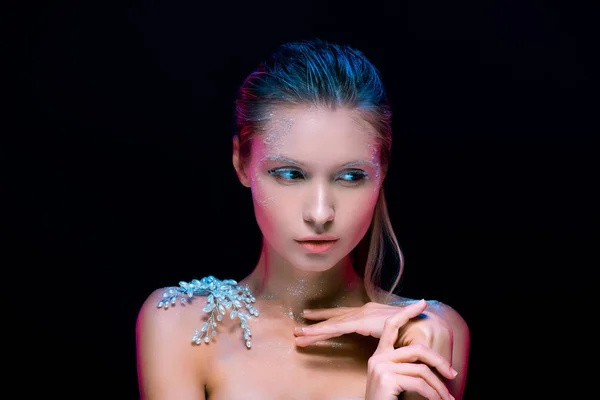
[{"left": 238, "top": 105, "right": 384, "bottom": 272}]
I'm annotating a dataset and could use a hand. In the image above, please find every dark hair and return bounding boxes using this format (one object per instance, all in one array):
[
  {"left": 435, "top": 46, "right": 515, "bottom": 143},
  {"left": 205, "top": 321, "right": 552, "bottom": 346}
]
[{"left": 234, "top": 39, "right": 403, "bottom": 303}]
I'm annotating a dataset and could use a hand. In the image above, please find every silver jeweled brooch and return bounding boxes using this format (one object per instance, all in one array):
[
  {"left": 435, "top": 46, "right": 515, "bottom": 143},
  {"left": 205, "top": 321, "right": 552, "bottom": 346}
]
[{"left": 158, "top": 276, "right": 259, "bottom": 349}]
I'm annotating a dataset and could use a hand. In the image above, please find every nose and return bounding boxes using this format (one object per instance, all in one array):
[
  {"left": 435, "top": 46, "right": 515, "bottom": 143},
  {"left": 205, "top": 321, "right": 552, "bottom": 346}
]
[{"left": 302, "top": 181, "right": 335, "bottom": 227}]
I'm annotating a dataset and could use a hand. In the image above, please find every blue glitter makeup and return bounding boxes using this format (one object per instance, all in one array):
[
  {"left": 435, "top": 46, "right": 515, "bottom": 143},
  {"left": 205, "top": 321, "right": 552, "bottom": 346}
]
[
  {"left": 267, "top": 168, "right": 305, "bottom": 181},
  {"left": 336, "top": 170, "right": 368, "bottom": 183}
]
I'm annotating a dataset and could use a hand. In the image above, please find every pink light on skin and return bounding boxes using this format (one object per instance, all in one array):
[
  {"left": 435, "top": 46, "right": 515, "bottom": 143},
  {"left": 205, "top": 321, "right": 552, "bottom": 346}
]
[
  {"left": 248, "top": 105, "right": 383, "bottom": 273},
  {"left": 233, "top": 105, "right": 386, "bottom": 321},
  {"left": 249, "top": 115, "right": 295, "bottom": 209}
]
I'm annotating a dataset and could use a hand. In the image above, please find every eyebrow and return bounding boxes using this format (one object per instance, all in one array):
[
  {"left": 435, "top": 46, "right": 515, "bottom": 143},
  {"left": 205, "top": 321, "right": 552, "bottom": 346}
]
[
  {"left": 264, "top": 155, "right": 377, "bottom": 168},
  {"left": 342, "top": 160, "right": 378, "bottom": 168},
  {"left": 264, "top": 155, "right": 301, "bottom": 165}
]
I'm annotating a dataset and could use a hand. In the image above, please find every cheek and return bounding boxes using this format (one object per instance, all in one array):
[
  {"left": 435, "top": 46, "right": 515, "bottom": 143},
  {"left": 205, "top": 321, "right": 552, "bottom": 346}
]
[
  {"left": 343, "top": 189, "right": 380, "bottom": 238},
  {"left": 250, "top": 176, "right": 276, "bottom": 208},
  {"left": 249, "top": 174, "right": 296, "bottom": 235},
  {"left": 249, "top": 165, "right": 280, "bottom": 209}
]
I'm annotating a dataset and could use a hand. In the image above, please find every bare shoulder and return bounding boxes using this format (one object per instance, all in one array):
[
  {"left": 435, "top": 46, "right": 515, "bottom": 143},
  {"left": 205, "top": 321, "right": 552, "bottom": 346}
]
[
  {"left": 424, "top": 301, "right": 471, "bottom": 400},
  {"left": 137, "top": 287, "right": 211, "bottom": 340},
  {"left": 387, "top": 294, "right": 470, "bottom": 399},
  {"left": 136, "top": 287, "right": 213, "bottom": 399},
  {"left": 386, "top": 294, "right": 469, "bottom": 334}
]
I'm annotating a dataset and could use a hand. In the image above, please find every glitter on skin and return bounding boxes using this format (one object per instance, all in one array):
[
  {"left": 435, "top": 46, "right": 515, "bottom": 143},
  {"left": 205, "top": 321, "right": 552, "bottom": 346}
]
[
  {"left": 366, "top": 143, "right": 381, "bottom": 183},
  {"left": 241, "top": 105, "right": 383, "bottom": 324},
  {"left": 280, "top": 278, "right": 327, "bottom": 322},
  {"left": 287, "top": 278, "right": 309, "bottom": 296},
  {"left": 263, "top": 118, "right": 294, "bottom": 146},
  {"left": 349, "top": 110, "right": 382, "bottom": 184},
  {"left": 263, "top": 154, "right": 301, "bottom": 164},
  {"left": 250, "top": 116, "right": 296, "bottom": 208}
]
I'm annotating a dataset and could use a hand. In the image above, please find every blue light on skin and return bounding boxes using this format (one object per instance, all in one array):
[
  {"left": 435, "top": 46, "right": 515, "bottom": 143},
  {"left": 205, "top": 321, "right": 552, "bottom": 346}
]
[
  {"left": 264, "top": 155, "right": 377, "bottom": 184},
  {"left": 264, "top": 155, "right": 378, "bottom": 171},
  {"left": 266, "top": 158, "right": 371, "bottom": 186}
]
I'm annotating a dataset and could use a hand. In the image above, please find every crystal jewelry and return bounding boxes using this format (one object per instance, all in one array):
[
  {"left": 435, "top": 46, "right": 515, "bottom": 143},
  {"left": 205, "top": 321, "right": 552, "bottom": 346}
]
[{"left": 157, "top": 275, "right": 259, "bottom": 349}]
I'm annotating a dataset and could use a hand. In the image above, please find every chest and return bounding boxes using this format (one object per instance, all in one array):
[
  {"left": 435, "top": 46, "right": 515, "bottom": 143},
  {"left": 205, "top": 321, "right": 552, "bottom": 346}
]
[{"left": 204, "top": 320, "right": 378, "bottom": 400}]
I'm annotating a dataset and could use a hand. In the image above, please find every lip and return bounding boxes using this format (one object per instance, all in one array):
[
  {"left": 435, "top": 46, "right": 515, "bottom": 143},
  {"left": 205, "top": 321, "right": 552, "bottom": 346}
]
[
  {"left": 295, "top": 236, "right": 339, "bottom": 241},
  {"left": 295, "top": 238, "right": 339, "bottom": 254}
]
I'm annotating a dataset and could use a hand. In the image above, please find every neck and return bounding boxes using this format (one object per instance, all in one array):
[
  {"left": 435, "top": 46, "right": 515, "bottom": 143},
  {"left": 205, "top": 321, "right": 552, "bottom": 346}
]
[{"left": 242, "top": 239, "right": 369, "bottom": 321}]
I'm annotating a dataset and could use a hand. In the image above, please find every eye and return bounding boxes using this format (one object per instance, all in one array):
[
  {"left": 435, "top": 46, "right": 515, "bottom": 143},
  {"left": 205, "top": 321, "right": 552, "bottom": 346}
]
[
  {"left": 336, "top": 169, "right": 368, "bottom": 185},
  {"left": 268, "top": 168, "right": 306, "bottom": 181}
]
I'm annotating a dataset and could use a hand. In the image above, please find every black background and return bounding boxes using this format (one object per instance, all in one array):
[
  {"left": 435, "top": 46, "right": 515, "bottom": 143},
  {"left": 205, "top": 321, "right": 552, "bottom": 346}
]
[{"left": 9, "top": 0, "right": 598, "bottom": 398}]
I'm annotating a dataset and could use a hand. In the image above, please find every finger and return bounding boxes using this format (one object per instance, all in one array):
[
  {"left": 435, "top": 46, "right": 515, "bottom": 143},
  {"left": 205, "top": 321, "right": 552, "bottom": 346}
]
[
  {"left": 376, "top": 299, "right": 427, "bottom": 353},
  {"left": 301, "top": 307, "right": 353, "bottom": 320},
  {"left": 387, "top": 344, "right": 457, "bottom": 380},
  {"left": 295, "top": 334, "right": 335, "bottom": 347},
  {"left": 395, "top": 375, "right": 444, "bottom": 400},
  {"left": 410, "top": 334, "right": 453, "bottom": 366},
  {"left": 295, "top": 319, "right": 356, "bottom": 337},
  {"left": 387, "top": 362, "right": 453, "bottom": 400}
]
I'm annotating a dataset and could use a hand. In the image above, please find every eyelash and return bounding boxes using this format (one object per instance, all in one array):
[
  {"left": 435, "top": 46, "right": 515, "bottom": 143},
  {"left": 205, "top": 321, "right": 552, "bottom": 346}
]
[{"left": 267, "top": 168, "right": 369, "bottom": 186}]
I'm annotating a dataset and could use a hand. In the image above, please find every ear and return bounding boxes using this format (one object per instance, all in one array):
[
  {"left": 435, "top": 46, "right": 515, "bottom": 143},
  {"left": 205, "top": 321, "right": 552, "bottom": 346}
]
[{"left": 232, "top": 135, "right": 251, "bottom": 188}]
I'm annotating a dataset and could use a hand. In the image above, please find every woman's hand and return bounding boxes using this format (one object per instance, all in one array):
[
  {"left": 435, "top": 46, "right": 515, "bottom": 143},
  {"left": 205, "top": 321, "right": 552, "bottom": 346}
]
[
  {"left": 365, "top": 306, "right": 457, "bottom": 400},
  {"left": 294, "top": 299, "right": 451, "bottom": 351},
  {"left": 397, "top": 303, "right": 454, "bottom": 364}
]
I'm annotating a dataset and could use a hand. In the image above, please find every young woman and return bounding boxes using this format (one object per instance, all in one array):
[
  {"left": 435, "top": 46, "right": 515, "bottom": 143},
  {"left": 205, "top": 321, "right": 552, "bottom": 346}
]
[{"left": 136, "top": 39, "right": 470, "bottom": 400}]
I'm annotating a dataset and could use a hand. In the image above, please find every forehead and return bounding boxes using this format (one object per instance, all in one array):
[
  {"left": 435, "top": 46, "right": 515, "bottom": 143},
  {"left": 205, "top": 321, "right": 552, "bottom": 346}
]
[{"left": 253, "top": 106, "right": 379, "bottom": 165}]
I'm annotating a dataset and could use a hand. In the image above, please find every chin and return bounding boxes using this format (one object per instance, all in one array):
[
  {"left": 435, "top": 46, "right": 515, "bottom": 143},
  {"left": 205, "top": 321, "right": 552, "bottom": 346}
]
[{"left": 287, "top": 252, "right": 342, "bottom": 273}]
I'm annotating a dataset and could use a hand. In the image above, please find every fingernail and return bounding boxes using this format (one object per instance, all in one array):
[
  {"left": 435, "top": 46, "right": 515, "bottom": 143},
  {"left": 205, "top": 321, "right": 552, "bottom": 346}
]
[
  {"left": 294, "top": 327, "right": 304, "bottom": 335},
  {"left": 451, "top": 368, "right": 458, "bottom": 377},
  {"left": 302, "top": 309, "right": 312, "bottom": 315}
]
